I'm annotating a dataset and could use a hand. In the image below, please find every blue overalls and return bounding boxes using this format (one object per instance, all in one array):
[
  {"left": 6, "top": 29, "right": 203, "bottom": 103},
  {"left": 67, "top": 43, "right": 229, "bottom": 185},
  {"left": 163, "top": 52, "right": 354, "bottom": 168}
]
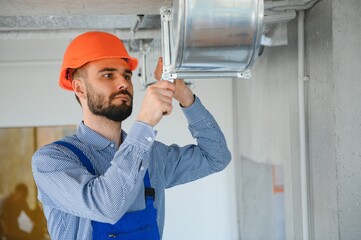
[{"left": 55, "top": 141, "right": 161, "bottom": 240}]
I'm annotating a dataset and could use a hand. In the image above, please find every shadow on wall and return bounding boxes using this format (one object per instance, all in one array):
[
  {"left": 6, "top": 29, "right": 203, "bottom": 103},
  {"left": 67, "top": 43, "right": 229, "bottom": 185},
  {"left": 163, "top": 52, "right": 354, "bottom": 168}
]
[
  {"left": 0, "top": 125, "right": 76, "bottom": 240},
  {"left": 0, "top": 183, "right": 47, "bottom": 240}
]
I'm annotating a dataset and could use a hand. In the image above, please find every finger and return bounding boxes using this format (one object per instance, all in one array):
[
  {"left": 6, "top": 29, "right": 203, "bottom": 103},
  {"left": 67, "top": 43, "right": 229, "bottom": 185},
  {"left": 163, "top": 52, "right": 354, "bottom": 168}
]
[
  {"left": 174, "top": 79, "right": 185, "bottom": 84},
  {"left": 154, "top": 57, "right": 163, "bottom": 81},
  {"left": 146, "top": 87, "right": 174, "bottom": 114},
  {"left": 148, "top": 84, "right": 174, "bottom": 98},
  {"left": 162, "top": 102, "right": 173, "bottom": 116},
  {"left": 157, "top": 91, "right": 174, "bottom": 104},
  {"left": 152, "top": 79, "right": 176, "bottom": 92},
  {"left": 145, "top": 92, "right": 172, "bottom": 116}
]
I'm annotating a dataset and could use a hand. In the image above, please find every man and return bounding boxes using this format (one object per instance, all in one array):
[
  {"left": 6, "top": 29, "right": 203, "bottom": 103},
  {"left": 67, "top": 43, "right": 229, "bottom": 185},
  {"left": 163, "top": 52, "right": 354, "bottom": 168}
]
[{"left": 32, "top": 31, "right": 231, "bottom": 239}]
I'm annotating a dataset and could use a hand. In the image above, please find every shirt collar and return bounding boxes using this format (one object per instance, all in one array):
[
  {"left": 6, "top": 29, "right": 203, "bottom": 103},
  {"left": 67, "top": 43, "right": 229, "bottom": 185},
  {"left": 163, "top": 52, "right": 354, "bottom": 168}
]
[{"left": 76, "top": 121, "right": 127, "bottom": 150}]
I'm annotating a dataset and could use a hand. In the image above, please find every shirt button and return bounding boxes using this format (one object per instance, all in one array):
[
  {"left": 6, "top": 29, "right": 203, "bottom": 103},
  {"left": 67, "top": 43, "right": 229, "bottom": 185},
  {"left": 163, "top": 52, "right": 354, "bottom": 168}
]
[
  {"left": 146, "top": 137, "right": 152, "bottom": 142},
  {"left": 110, "top": 143, "right": 115, "bottom": 148},
  {"left": 140, "top": 166, "right": 144, "bottom": 171}
]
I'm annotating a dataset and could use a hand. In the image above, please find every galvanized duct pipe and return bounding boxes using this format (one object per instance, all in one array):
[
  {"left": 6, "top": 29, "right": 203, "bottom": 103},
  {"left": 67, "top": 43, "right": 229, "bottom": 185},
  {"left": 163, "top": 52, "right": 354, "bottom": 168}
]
[{"left": 160, "top": 0, "right": 264, "bottom": 81}]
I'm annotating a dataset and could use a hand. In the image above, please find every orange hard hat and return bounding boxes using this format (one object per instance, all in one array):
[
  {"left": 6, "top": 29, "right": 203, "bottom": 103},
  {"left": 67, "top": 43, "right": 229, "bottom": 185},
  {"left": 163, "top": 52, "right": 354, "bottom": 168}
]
[{"left": 59, "top": 31, "right": 138, "bottom": 91}]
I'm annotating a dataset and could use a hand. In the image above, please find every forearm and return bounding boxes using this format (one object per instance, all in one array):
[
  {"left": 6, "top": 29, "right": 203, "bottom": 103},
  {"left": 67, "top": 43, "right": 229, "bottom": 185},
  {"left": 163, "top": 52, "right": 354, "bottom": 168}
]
[
  {"left": 184, "top": 96, "right": 231, "bottom": 170},
  {"left": 164, "top": 96, "right": 232, "bottom": 187}
]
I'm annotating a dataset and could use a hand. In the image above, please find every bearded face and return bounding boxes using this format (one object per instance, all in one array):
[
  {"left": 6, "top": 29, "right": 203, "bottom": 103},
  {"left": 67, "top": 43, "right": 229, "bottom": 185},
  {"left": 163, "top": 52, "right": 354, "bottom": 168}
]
[{"left": 85, "top": 80, "right": 133, "bottom": 122}]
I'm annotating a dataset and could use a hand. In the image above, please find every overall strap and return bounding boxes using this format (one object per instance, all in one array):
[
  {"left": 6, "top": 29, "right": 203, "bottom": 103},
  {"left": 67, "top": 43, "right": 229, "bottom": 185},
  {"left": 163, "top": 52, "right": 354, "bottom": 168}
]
[
  {"left": 144, "top": 171, "right": 155, "bottom": 208},
  {"left": 54, "top": 140, "right": 155, "bottom": 207},
  {"left": 54, "top": 140, "right": 96, "bottom": 175}
]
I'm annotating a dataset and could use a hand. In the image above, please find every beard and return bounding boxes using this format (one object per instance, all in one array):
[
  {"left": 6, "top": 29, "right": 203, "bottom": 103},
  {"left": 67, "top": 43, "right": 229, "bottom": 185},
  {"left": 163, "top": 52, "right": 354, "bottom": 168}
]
[{"left": 85, "top": 82, "right": 133, "bottom": 122}]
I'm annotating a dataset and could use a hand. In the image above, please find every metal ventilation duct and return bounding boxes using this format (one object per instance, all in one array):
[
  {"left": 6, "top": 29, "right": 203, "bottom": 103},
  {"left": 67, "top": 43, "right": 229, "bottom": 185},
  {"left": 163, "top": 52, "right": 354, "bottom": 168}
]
[{"left": 160, "top": 0, "right": 264, "bottom": 81}]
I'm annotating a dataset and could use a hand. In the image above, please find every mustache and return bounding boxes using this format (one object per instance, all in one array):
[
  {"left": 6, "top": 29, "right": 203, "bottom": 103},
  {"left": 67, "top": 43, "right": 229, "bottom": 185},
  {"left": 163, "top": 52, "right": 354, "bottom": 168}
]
[{"left": 110, "top": 90, "right": 133, "bottom": 100}]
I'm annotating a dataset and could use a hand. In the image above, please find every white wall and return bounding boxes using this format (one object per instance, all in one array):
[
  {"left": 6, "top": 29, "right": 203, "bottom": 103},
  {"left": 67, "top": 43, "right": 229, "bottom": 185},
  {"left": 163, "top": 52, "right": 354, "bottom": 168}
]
[
  {"left": 0, "top": 39, "right": 82, "bottom": 127},
  {"left": 156, "top": 79, "right": 238, "bottom": 240},
  {"left": 0, "top": 38, "right": 238, "bottom": 239}
]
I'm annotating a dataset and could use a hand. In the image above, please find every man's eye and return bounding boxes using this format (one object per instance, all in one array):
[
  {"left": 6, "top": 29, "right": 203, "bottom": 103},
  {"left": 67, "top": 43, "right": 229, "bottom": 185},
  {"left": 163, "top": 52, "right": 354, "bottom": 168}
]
[
  {"left": 124, "top": 75, "right": 132, "bottom": 81},
  {"left": 103, "top": 73, "right": 113, "bottom": 79}
]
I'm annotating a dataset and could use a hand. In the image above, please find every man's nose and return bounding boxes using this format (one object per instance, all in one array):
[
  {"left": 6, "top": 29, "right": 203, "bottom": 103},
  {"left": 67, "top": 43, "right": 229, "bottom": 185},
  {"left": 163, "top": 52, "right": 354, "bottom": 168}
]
[{"left": 116, "top": 75, "right": 130, "bottom": 90}]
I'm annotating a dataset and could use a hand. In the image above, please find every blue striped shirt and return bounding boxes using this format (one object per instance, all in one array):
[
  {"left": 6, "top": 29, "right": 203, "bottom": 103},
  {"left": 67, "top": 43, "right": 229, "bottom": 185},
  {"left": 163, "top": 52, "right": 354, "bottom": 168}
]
[{"left": 32, "top": 96, "right": 231, "bottom": 239}]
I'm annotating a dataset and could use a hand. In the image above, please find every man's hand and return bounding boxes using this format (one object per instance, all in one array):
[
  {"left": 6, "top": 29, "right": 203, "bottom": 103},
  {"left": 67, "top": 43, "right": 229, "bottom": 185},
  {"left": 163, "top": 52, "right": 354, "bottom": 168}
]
[
  {"left": 154, "top": 57, "right": 194, "bottom": 107},
  {"left": 136, "top": 80, "right": 175, "bottom": 127}
]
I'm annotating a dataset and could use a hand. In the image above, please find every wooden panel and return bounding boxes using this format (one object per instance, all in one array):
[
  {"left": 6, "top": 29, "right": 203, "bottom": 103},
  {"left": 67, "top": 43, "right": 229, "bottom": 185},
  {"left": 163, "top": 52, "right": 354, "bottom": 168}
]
[
  {"left": 0, "top": 0, "right": 171, "bottom": 16},
  {"left": 0, "top": 127, "right": 35, "bottom": 205},
  {"left": 0, "top": 125, "right": 76, "bottom": 238},
  {"left": 36, "top": 126, "right": 77, "bottom": 148},
  {"left": 0, "top": 126, "right": 76, "bottom": 208}
]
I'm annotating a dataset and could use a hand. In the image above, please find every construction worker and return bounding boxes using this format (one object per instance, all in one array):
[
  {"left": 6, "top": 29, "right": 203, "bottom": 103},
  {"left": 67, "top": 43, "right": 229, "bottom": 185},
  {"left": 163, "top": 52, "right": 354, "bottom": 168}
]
[{"left": 32, "top": 31, "right": 231, "bottom": 239}]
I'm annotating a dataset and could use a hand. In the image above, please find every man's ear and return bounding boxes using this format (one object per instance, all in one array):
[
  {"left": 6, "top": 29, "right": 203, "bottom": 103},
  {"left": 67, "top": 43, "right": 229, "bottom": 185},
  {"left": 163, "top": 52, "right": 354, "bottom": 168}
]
[{"left": 72, "top": 78, "right": 86, "bottom": 100}]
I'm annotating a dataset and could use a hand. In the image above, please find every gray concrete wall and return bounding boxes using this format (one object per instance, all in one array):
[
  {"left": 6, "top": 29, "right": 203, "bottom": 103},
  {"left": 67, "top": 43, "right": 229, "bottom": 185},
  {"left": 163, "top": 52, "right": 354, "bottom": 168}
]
[
  {"left": 235, "top": 19, "right": 303, "bottom": 239},
  {"left": 236, "top": 0, "right": 361, "bottom": 239},
  {"left": 306, "top": 1, "right": 339, "bottom": 239},
  {"left": 332, "top": 0, "right": 361, "bottom": 239},
  {"left": 307, "top": 0, "right": 361, "bottom": 239}
]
